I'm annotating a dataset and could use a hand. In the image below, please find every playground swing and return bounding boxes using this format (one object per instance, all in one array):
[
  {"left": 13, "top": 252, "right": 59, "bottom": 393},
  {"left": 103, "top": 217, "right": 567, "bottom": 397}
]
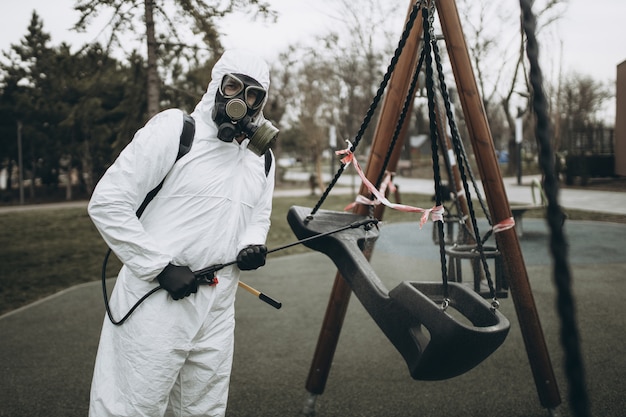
[
  {"left": 287, "top": 2, "right": 509, "bottom": 381},
  {"left": 423, "top": 11, "right": 514, "bottom": 299},
  {"left": 288, "top": 207, "right": 509, "bottom": 381}
]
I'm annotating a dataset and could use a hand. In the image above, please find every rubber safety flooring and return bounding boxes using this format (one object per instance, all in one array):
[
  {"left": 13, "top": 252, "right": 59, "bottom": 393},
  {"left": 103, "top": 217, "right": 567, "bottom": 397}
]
[{"left": 1, "top": 218, "right": 625, "bottom": 417}]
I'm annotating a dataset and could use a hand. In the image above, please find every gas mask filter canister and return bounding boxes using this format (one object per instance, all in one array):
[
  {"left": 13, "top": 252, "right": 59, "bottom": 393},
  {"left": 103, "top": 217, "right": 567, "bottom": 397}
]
[{"left": 212, "top": 73, "right": 279, "bottom": 156}]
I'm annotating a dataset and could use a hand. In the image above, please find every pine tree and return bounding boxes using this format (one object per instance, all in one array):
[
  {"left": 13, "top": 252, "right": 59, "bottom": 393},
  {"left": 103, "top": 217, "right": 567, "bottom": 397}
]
[{"left": 73, "top": 0, "right": 276, "bottom": 118}]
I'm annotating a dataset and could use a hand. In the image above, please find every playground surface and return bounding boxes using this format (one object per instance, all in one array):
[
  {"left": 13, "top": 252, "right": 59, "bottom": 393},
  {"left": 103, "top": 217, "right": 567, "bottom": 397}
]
[{"left": 1, "top": 216, "right": 625, "bottom": 417}]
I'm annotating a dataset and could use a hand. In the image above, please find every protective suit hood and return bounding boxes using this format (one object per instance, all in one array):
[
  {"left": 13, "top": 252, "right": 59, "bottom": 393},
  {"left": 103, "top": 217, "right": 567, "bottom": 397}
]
[{"left": 192, "top": 50, "right": 271, "bottom": 140}]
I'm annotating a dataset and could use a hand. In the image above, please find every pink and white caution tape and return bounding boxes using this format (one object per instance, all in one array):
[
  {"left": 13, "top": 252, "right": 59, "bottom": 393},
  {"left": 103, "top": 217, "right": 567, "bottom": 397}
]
[
  {"left": 492, "top": 217, "right": 515, "bottom": 233},
  {"left": 380, "top": 171, "right": 397, "bottom": 195},
  {"left": 337, "top": 143, "right": 443, "bottom": 228}
]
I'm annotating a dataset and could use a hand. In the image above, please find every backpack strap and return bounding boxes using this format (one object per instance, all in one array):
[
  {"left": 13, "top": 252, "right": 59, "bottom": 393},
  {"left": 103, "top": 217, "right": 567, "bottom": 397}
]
[
  {"left": 136, "top": 113, "right": 272, "bottom": 218},
  {"left": 136, "top": 113, "right": 195, "bottom": 218},
  {"left": 178, "top": 113, "right": 195, "bottom": 160},
  {"left": 264, "top": 150, "right": 273, "bottom": 177}
]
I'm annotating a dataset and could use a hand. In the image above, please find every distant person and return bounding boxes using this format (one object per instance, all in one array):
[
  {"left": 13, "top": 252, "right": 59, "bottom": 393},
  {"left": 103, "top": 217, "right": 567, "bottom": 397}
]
[{"left": 88, "top": 49, "right": 277, "bottom": 417}]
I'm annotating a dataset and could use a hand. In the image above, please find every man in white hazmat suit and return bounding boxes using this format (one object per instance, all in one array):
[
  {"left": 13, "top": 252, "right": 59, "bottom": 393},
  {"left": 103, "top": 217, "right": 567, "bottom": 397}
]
[{"left": 87, "top": 50, "right": 277, "bottom": 417}]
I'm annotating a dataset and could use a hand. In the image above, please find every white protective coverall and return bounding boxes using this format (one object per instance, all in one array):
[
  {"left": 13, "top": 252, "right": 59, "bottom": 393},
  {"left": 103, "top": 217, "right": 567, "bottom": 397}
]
[{"left": 88, "top": 50, "right": 275, "bottom": 417}]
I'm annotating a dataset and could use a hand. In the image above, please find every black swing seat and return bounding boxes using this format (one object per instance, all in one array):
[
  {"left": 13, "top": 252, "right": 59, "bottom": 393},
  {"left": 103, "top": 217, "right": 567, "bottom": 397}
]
[{"left": 287, "top": 206, "right": 510, "bottom": 381}]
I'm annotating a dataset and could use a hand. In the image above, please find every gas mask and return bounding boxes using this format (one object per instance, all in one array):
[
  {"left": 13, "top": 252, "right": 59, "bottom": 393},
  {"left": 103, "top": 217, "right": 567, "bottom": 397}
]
[{"left": 212, "top": 73, "right": 279, "bottom": 156}]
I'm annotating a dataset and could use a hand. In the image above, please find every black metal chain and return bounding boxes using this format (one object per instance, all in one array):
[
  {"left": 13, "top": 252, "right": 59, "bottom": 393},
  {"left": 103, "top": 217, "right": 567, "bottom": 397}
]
[
  {"left": 428, "top": 6, "right": 497, "bottom": 300},
  {"left": 422, "top": 5, "right": 449, "bottom": 300},
  {"left": 373, "top": 49, "right": 426, "bottom": 191},
  {"left": 309, "top": 1, "right": 424, "bottom": 217},
  {"left": 519, "top": 1, "right": 590, "bottom": 416},
  {"left": 101, "top": 217, "right": 378, "bottom": 325}
]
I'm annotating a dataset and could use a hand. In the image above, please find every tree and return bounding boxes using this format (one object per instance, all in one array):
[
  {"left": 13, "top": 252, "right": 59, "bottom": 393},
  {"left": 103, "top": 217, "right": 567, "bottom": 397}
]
[
  {"left": 457, "top": 0, "right": 567, "bottom": 175},
  {"left": 0, "top": 11, "right": 57, "bottom": 200},
  {"left": 54, "top": 45, "right": 149, "bottom": 196},
  {"left": 269, "top": 0, "right": 403, "bottom": 190},
  {"left": 161, "top": 56, "right": 216, "bottom": 114},
  {"left": 556, "top": 72, "right": 612, "bottom": 152},
  {"left": 1, "top": 11, "right": 160, "bottom": 202},
  {"left": 295, "top": 54, "right": 336, "bottom": 191},
  {"left": 73, "top": 0, "right": 277, "bottom": 118}
]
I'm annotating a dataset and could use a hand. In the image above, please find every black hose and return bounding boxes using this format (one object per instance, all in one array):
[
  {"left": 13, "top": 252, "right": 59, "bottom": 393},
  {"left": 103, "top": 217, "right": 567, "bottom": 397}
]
[{"left": 101, "top": 218, "right": 378, "bottom": 325}]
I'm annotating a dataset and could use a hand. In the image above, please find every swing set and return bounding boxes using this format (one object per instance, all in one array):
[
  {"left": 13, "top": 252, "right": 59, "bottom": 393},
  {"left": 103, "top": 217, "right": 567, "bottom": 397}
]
[{"left": 286, "top": 1, "right": 588, "bottom": 416}]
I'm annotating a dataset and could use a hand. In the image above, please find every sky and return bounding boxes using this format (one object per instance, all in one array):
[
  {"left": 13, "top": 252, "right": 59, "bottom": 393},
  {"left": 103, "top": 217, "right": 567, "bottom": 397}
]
[{"left": 1, "top": 0, "right": 625, "bottom": 118}]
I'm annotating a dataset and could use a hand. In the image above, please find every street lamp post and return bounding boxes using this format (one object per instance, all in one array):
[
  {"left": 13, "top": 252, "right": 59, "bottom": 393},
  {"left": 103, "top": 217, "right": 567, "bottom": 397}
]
[
  {"left": 17, "top": 120, "right": 24, "bottom": 205},
  {"left": 516, "top": 109, "right": 524, "bottom": 185}
]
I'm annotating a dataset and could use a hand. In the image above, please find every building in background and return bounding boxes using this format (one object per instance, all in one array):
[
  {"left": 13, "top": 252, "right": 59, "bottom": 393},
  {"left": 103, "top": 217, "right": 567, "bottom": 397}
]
[{"left": 615, "top": 60, "right": 626, "bottom": 176}]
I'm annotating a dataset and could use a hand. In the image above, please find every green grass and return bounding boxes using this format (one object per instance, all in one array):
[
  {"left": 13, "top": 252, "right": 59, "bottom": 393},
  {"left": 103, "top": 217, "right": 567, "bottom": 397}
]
[
  {"left": 0, "top": 193, "right": 436, "bottom": 316},
  {"left": 2, "top": 191, "right": 625, "bottom": 316}
]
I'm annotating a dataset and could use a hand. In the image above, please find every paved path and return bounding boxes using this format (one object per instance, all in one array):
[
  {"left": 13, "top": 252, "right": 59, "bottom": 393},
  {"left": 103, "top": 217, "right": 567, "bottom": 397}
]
[
  {"left": 282, "top": 171, "right": 626, "bottom": 215},
  {"left": 1, "top": 172, "right": 625, "bottom": 416},
  {"left": 2, "top": 173, "right": 624, "bottom": 215},
  {"left": 1, "top": 218, "right": 625, "bottom": 416}
]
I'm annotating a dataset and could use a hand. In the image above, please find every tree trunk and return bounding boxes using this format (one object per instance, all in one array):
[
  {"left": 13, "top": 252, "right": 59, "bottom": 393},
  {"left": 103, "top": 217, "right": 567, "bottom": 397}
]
[
  {"left": 145, "top": 0, "right": 159, "bottom": 117},
  {"left": 81, "top": 140, "right": 94, "bottom": 195},
  {"left": 5, "top": 160, "right": 13, "bottom": 196},
  {"left": 65, "top": 164, "right": 73, "bottom": 201},
  {"left": 28, "top": 160, "right": 36, "bottom": 200},
  {"left": 502, "top": 97, "right": 518, "bottom": 177},
  {"left": 310, "top": 134, "right": 325, "bottom": 195}
]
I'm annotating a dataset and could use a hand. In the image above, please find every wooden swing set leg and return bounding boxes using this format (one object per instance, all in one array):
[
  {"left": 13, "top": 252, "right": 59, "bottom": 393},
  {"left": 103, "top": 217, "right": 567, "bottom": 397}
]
[
  {"left": 303, "top": 0, "right": 423, "bottom": 405},
  {"left": 305, "top": 271, "right": 353, "bottom": 396},
  {"left": 437, "top": 0, "right": 561, "bottom": 410},
  {"left": 302, "top": 273, "right": 350, "bottom": 416}
]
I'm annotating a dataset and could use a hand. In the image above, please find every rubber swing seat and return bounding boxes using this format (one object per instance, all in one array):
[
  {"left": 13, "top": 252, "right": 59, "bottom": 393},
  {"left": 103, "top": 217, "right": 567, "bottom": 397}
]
[{"left": 287, "top": 206, "right": 510, "bottom": 381}]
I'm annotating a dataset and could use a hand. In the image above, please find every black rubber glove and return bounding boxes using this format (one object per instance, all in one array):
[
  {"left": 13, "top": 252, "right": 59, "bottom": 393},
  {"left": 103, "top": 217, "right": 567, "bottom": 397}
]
[
  {"left": 236, "top": 244, "right": 267, "bottom": 270},
  {"left": 156, "top": 263, "right": 198, "bottom": 300}
]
